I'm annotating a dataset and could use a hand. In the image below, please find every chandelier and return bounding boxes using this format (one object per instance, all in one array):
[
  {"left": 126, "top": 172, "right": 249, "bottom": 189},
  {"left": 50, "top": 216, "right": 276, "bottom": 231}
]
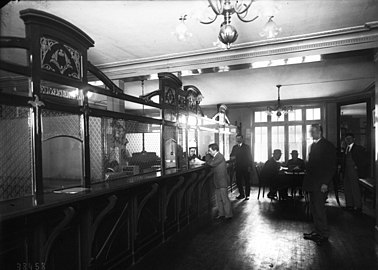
[
  {"left": 267, "top": 85, "right": 292, "bottom": 118},
  {"left": 200, "top": 0, "right": 258, "bottom": 49}
]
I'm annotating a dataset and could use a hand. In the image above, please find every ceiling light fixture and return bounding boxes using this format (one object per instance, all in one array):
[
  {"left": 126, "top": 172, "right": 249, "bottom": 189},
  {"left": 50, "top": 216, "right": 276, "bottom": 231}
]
[
  {"left": 267, "top": 85, "right": 292, "bottom": 118},
  {"left": 200, "top": 0, "right": 258, "bottom": 49},
  {"left": 259, "top": 16, "right": 281, "bottom": 39},
  {"left": 173, "top": 14, "right": 192, "bottom": 41}
]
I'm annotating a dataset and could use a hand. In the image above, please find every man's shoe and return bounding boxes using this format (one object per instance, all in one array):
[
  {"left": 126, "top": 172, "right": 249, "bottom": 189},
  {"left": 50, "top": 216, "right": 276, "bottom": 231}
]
[
  {"left": 303, "top": 231, "right": 317, "bottom": 238},
  {"left": 314, "top": 236, "right": 329, "bottom": 246},
  {"left": 304, "top": 233, "right": 328, "bottom": 245},
  {"left": 267, "top": 193, "right": 277, "bottom": 200},
  {"left": 224, "top": 217, "right": 232, "bottom": 221},
  {"left": 236, "top": 195, "right": 245, "bottom": 200},
  {"left": 354, "top": 208, "right": 362, "bottom": 214},
  {"left": 244, "top": 197, "right": 249, "bottom": 201}
]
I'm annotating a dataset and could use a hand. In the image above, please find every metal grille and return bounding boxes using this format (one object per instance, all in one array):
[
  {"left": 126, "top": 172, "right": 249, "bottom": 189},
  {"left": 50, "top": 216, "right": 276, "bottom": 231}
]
[
  {"left": 89, "top": 116, "right": 104, "bottom": 183},
  {"left": 0, "top": 105, "right": 32, "bottom": 201},
  {"left": 41, "top": 110, "right": 82, "bottom": 140}
]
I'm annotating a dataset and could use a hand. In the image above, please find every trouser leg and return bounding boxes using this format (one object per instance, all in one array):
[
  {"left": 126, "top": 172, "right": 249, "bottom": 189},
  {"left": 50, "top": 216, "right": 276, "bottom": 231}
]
[
  {"left": 310, "top": 190, "right": 329, "bottom": 237},
  {"left": 349, "top": 169, "right": 362, "bottom": 208},
  {"left": 219, "top": 187, "right": 233, "bottom": 218},
  {"left": 243, "top": 169, "right": 251, "bottom": 197},
  {"left": 236, "top": 170, "right": 245, "bottom": 197},
  {"left": 215, "top": 189, "right": 225, "bottom": 216},
  {"left": 344, "top": 173, "right": 354, "bottom": 207}
]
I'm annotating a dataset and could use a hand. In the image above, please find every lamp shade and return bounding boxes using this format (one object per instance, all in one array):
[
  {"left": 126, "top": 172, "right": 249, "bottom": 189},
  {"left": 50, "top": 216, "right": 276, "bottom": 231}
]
[{"left": 218, "top": 24, "right": 238, "bottom": 49}]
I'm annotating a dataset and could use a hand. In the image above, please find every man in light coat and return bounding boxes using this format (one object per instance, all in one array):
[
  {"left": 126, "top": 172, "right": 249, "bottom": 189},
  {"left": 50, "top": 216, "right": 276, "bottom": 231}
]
[{"left": 207, "top": 143, "right": 233, "bottom": 220}]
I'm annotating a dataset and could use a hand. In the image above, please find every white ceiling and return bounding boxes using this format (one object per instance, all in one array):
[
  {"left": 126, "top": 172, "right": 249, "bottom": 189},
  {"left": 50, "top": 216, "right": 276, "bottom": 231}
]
[{"left": 1, "top": 0, "right": 378, "bottom": 105}]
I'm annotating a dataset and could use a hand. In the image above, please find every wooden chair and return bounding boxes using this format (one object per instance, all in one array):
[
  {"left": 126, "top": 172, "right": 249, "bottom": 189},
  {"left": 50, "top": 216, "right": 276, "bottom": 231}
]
[{"left": 256, "top": 165, "right": 266, "bottom": 200}]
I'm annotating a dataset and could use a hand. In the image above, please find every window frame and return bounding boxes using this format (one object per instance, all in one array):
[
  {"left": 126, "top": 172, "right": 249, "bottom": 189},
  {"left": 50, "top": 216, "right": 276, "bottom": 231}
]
[{"left": 252, "top": 105, "right": 325, "bottom": 163}]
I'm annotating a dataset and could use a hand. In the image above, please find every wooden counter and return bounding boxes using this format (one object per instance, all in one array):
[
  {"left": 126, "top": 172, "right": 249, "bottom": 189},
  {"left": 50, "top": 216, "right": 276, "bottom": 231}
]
[{"left": 0, "top": 165, "right": 214, "bottom": 270}]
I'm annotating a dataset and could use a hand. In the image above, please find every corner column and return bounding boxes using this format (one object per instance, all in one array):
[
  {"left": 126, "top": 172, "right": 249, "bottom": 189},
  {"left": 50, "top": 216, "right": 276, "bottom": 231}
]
[{"left": 374, "top": 49, "right": 378, "bottom": 242}]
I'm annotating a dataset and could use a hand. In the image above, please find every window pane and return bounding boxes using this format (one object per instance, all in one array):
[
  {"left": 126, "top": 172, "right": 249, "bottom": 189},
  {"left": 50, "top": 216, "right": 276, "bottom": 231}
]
[
  {"left": 271, "top": 113, "right": 284, "bottom": 122},
  {"left": 306, "top": 125, "right": 314, "bottom": 160},
  {"left": 271, "top": 126, "right": 285, "bottom": 162},
  {"left": 288, "top": 125, "right": 303, "bottom": 159},
  {"left": 306, "top": 108, "right": 321, "bottom": 120},
  {"left": 288, "top": 109, "right": 302, "bottom": 121},
  {"left": 254, "top": 127, "right": 268, "bottom": 163},
  {"left": 254, "top": 111, "right": 267, "bottom": 123}
]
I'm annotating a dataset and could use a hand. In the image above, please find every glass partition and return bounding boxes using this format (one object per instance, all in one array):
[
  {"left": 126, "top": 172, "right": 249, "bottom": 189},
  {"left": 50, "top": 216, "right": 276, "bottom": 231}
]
[
  {"left": 89, "top": 116, "right": 162, "bottom": 182},
  {"left": 0, "top": 70, "right": 31, "bottom": 97},
  {"left": 177, "top": 127, "right": 187, "bottom": 169},
  {"left": 164, "top": 125, "right": 177, "bottom": 169},
  {"left": 198, "top": 129, "right": 215, "bottom": 159},
  {"left": 41, "top": 110, "right": 83, "bottom": 192},
  {"left": 0, "top": 105, "right": 33, "bottom": 201}
]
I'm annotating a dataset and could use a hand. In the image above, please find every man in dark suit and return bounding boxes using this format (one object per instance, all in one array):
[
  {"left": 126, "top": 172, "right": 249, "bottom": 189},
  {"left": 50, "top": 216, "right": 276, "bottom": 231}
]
[
  {"left": 303, "top": 124, "right": 336, "bottom": 245},
  {"left": 230, "top": 134, "right": 252, "bottom": 200},
  {"left": 343, "top": 133, "right": 368, "bottom": 213},
  {"left": 287, "top": 150, "right": 305, "bottom": 172},
  {"left": 207, "top": 143, "right": 233, "bottom": 219},
  {"left": 260, "top": 149, "right": 282, "bottom": 199}
]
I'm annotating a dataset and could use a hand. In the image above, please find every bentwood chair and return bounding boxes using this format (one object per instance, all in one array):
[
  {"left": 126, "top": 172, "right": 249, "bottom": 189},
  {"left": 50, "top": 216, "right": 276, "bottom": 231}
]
[{"left": 256, "top": 165, "right": 267, "bottom": 200}]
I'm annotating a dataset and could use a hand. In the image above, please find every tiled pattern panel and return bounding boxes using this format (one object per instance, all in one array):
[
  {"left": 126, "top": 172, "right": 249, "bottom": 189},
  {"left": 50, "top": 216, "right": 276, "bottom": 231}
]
[
  {"left": 0, "top": 105, "right": 32, "bottom": 201},
  {"left": 41, "top": 109, "right": 82, "bottom": 140},
  {"left": 89, "top": 117, "right": 103, "bottom": 183}
]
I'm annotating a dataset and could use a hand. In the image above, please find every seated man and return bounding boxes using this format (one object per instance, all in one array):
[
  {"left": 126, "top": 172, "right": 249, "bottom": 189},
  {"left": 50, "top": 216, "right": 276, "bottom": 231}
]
[
  {"left": 286, "top": 150, "right": 306, "bottom": 197},
  {"left": 287, "top": 150, "right": 305, "bottom": 172},
  {"left": 260, "top": 149, "right": 283, "bottom": 199}
]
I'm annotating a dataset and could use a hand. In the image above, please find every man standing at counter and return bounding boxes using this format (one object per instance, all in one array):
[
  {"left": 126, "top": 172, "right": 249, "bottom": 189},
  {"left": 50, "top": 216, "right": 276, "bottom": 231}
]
[
  {"left": 207, "top": 143, "right": 233, "bottom": 220},
  {"left": 303, "top": 124, "right": 336, "bottom": 245},
  {"left": 230, "top": 134, "right": 252, "bottom": 200}
]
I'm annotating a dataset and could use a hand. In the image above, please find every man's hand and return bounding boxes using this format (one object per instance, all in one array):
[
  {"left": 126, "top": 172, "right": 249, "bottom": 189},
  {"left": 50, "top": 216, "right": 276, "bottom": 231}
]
[{"left": 320, "top": 184, "right": 328, "bottom": 193}]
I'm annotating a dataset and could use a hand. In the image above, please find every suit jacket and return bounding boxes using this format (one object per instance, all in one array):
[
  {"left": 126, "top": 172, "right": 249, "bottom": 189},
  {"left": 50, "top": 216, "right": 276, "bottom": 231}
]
[
  {"left": 287, "top": 158, "right": 305, "bottom": 171},
  {"left": 303, "top": 138, "right": 337, "bottom": 192},
  {"left": 206, "top": 152, "right": 229, "bottom": 189},
  {"left": 230, "top": 143, "right": 252, "bottom": 169},
  {"left": 343, "top": 144, "right": 368, "bottom": 178},
  {"left": 260, "top": 157, "right": 281, "bottom": 184}
]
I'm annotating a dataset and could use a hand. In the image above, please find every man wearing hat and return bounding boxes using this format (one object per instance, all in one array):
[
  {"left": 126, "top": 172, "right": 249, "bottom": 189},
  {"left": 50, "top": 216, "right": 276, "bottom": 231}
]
[{"left": 287, "top": 150, "right": 305, "bottom": 172}]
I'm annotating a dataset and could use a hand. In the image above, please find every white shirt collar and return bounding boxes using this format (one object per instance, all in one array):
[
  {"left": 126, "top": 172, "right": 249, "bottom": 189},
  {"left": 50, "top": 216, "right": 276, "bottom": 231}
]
[
  {"left": 314, "top": 138, "right": 322, "bottom": 144},
  {"left": 347, "top": 143, "right": 354, "bottom": 151}
]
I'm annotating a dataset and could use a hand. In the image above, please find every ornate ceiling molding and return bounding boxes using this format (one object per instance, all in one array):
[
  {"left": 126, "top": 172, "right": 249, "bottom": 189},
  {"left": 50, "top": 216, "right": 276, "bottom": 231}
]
[{"left": 96, "top": 21, "right": 378, "bottom": 80}]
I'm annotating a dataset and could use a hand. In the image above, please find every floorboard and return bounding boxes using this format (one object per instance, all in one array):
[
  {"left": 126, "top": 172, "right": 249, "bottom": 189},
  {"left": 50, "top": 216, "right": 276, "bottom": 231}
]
[{"left": 130, "top": 188, "right": 378, "bottom": 270}]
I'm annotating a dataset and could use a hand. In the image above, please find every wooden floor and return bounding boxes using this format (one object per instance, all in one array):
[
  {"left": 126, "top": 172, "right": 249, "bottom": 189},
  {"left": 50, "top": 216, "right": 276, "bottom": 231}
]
[{"left": 131, "top": 188, "right": 378, "bottom": 270}]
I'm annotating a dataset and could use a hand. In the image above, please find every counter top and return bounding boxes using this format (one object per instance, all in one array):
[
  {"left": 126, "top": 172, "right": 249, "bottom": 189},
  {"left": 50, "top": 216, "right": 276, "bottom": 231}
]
[{"left": 0, "top": 165, "right": 209, "bottom": 222}]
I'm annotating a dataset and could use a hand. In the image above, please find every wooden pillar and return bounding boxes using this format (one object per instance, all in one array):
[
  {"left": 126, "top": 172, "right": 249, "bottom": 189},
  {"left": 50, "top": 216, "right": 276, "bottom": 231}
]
[
  {"left": 374, "top": 49, "right": 378, "bottom": 242},
  {"left": 107, "top": 80, "right": 125, "bottom": 113}
]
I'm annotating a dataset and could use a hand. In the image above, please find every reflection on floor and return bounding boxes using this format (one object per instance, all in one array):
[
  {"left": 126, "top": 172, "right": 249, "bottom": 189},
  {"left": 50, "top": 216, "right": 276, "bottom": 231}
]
[{"left": 131, "top": 188, "right": 378, "bottom": 270}]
